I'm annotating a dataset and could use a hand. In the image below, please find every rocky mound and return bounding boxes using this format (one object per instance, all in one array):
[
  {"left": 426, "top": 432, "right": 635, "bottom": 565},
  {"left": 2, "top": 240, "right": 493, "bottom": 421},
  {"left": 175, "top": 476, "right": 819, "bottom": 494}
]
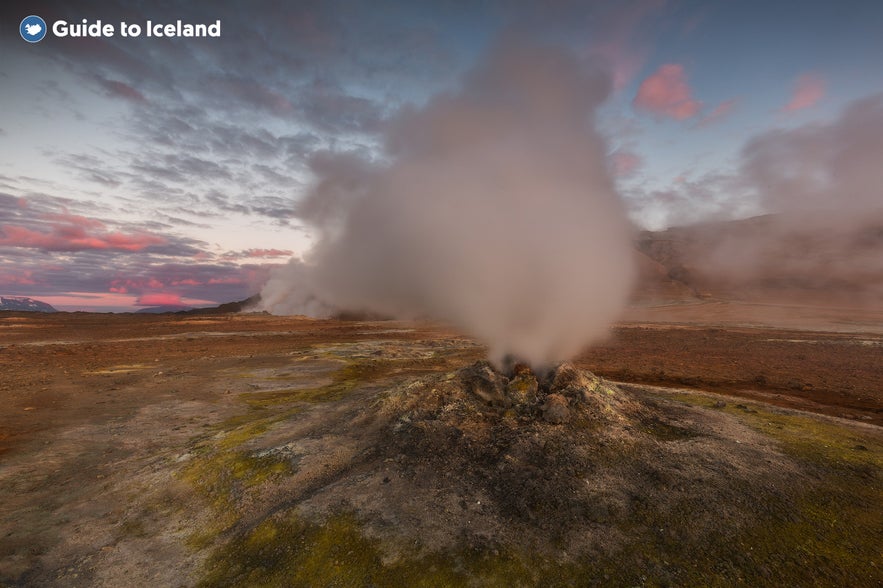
[
  {"left": 189, "top": 350, "right": 880, "bottom": 586},
  {"left": 288, "top": 361, "right": 798, "bottom": 564}
]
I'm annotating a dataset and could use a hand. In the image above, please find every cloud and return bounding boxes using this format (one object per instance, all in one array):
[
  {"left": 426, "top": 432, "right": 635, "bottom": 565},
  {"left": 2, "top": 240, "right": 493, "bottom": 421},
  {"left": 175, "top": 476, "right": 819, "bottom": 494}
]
[
  {"left": 0, "top": 219, "right": 165, "bottom": 252},
  {"left": 223, "top": 248, "right": 294, "bottom": 259},
  {"left": 782, "top": 73, "right": 825, "bottom": 113},
  {"left": 585, "top": 0, "right": 667, "bottom": 90},
  {"left": 210, "top": 76, "right": 293, "bottom": 115},
  {"left": 0, "top": 193, "right": 261, "bottom": 307},
  {"left": 625, "top": 172, "right": 752, "bottom": 231},
  {"left": 696, "top": 98, "right": 737, "bottom": 128},
  {"left": 98, "top": 78, "right": 147, "bottom": 103},
  {"left": 609, "top": 150, "right": 642, "bottom": 177},
  {"left": 135, "top": 293, "right": 184, "bottom": 306},
  {"left": 636, "top": 93, "right": 883, "bottom": 304},
  {"left": 0, "top": 269, "right": 36, "bottom": 286},
  {"left": 0, "top": 253, "right": 274, "bottom": 309},
  {"left": 298, "top": 79, "right": 386, "bottom": 134},
  {"left": 745, "top": 92, "right": 883, "bottom": 216},
  {"left": 633, "top": 64, "right": 702, "bottom": 120}
]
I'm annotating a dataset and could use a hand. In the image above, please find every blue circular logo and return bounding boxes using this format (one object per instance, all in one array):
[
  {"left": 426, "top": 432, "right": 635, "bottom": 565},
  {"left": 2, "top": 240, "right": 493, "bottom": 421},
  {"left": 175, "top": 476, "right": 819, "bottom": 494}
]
[{"left": 20, "top": 15, "right": 48, "bottom": 43}]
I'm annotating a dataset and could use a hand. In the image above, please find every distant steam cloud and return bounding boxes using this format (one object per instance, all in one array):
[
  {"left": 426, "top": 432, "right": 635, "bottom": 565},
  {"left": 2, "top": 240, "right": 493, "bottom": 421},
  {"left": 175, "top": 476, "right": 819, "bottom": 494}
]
[
  {"left": 665, "top": 93, "right": 883, "bottom": 304},
  {"left": 261, "top": 41, "right": 635, "bottom": 368},
  {"left": 746, "top": 93, "right": 882, "bottom": 217}
]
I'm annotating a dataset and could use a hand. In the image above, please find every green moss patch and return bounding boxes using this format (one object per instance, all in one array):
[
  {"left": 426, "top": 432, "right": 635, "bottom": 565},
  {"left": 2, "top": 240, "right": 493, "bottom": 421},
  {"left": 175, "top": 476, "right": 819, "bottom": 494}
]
[{"left": 199, "top": 511, "right": 586, "bottom": 588}]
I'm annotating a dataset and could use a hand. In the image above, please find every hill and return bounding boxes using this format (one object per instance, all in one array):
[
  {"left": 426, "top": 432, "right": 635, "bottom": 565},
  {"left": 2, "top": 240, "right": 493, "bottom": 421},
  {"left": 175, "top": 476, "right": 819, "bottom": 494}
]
[
  {"left": 135, "top": 305, "right": 194, "bottom": 314},
  {"left": 635, "top": 212, "right": 883, "bottom": 306},
  {"left": 180, "top": 294, "right": 262, "bottom": 315},
  {"left": 0, "top": 296, "right": 57, "bottom": 313}
]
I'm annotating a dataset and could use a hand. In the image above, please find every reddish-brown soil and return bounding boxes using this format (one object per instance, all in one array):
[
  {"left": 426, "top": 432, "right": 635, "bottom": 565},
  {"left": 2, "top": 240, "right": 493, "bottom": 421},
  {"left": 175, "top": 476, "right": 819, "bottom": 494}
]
[
  {"left": 1, "top": 307, "right": 880, "bottom": 586},
  {"left": 0, "top": 313, "right": 457, "bottom": 458},
  {"left": 1, "top": 305, "right": 880, "bottom": 462},
  {"left": 580, "top": 325, "right": 882, "bottom": 425}
]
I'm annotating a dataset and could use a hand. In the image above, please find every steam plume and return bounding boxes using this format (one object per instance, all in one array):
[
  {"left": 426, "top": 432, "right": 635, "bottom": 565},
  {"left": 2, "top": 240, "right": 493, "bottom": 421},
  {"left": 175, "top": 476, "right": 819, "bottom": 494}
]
[
  {"left": 643, "top": 94, "right": 883, "bottom": 305},
  {"left": 261, "top": 41, "right": 635, "bottom": 368}
]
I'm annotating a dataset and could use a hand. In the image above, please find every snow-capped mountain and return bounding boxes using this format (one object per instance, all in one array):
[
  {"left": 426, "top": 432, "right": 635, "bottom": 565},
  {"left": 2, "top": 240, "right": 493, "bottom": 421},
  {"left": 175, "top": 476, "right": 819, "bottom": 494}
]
[{"left": 0, "top": 297, "right": 58, "bottom": 313}]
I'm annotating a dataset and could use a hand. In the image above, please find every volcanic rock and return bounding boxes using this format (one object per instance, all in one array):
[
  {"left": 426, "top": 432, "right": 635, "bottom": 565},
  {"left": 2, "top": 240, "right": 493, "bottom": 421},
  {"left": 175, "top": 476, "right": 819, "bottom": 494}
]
[{"left": 542, "top": 393, "right": 570, "bottom": 423}]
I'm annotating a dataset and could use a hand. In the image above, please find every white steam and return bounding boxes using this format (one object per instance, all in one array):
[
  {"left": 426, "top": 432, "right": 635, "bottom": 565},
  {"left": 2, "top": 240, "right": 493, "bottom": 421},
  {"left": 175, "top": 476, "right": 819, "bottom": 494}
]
[
  {"left": 261, "top": 42, "right": 635, "bottom": 367},
  {"left": 674, "top": 94, "right": 883, "bottom": 304}
]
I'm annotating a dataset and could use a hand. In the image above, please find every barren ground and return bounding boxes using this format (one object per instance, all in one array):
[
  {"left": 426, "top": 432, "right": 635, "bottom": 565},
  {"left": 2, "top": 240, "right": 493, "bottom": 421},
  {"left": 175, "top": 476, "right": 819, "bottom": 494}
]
[{"left": 0, "top": 303, "right": 880, "bottom": 586}]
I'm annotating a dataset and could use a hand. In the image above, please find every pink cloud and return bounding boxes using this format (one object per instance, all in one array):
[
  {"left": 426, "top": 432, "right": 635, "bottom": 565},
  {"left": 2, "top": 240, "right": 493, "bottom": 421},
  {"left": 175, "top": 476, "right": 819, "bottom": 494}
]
[
  {"left": 0, "top": 270, "right": 36, "bottom": 285},
  {"left": 37, "top": 292, "right": 138, "bottom": 309},
  {"left": 609, "top": 150, "right": 642, "bottom": 177},
  {"left": 633, "top": 64, "right": 703, "bottom": 120},
  {"left": 110, "top": 278, "right": 165, "bottom": 293},
  {"left": 0, "top": 220, "right": 165, "bottom": 252},
  {"left": 782, "top": 74, "right": 825, "bottom": 113},
  {"left": 697, "top": 98, "right": 738, "bottom": 127},
  {"left": 587, "top": 0, "right": 666, "bottom": 90},
  {"left": 135, "top": 293, "right": 183, "bottom": 306}
]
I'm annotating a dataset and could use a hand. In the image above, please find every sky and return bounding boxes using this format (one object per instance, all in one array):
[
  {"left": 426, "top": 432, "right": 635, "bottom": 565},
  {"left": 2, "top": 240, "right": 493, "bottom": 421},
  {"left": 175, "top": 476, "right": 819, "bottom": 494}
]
[{"left": 1, "top": 0, "right": 881, "bottom": 311}]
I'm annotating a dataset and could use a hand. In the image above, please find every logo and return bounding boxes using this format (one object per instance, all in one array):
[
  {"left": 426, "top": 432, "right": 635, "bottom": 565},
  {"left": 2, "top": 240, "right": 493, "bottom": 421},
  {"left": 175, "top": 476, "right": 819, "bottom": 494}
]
[{"left": 20, "top": 15, "right": 47, "bottom": 43}]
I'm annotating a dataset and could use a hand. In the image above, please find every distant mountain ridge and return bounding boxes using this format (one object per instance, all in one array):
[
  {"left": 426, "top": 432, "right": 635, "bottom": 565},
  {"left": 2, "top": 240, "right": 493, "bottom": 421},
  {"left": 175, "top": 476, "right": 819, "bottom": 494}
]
[
  {"left": 0, "top": 296, "right": 58, "bottom": 313},
  {"left": 635, "top": 212, "right": 883, "bottom": 305},
  {"left": 135, "top": 295, "right": 262, "bottom": 315}
]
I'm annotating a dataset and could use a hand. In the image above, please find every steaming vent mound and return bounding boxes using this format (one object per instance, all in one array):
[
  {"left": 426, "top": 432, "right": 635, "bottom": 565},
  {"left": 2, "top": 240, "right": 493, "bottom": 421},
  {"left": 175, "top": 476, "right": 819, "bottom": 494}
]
[
  {"left": 373, "top": 362, "right": 672, "bottom": 533},
  {"left": 264, "top": 360, "right": 804, "bottom": 570},
  {"left": 197, "top": 347, "right": 881, "bottom": 586},
  {"left": 375, "top": 361, "right": 650, "bottom": 534}
]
